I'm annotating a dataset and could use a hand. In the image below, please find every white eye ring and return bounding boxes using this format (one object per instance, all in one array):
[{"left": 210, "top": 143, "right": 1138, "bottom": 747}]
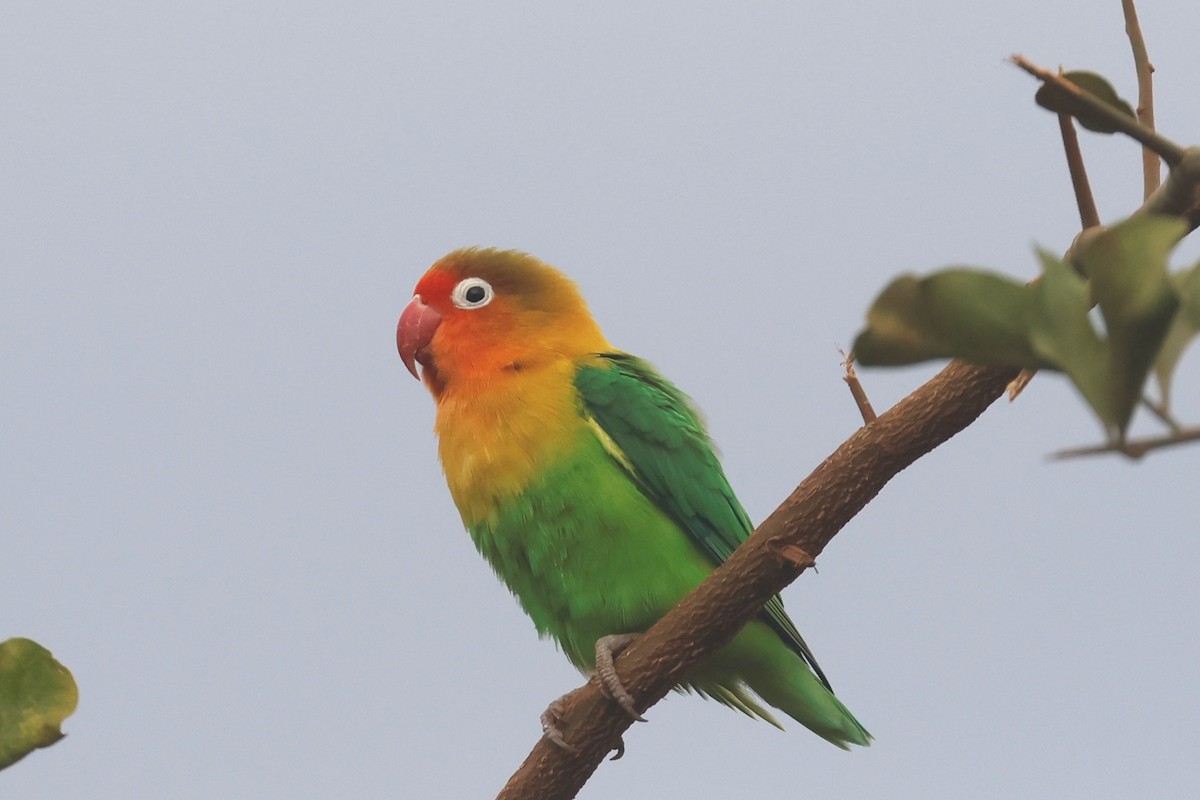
[{"left": 451, "top": 277, "right": 495, "bottom": 309}]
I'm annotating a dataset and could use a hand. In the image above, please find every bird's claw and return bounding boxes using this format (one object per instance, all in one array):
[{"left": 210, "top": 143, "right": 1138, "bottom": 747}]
[
  {"left": 540, "top": 694, "right": 575, "bottom": 752},
  {"left": 539, "top": 635, "right": 645, "bottom": 758},
  {"left": 595, "top": 633, "right": 647, "bottom": 723},
  {"left": 609, "top": 736, "right": 625, "bottom": 760},
  {"left": 540, "top": 689, "right": 626, "bottom": 760}
]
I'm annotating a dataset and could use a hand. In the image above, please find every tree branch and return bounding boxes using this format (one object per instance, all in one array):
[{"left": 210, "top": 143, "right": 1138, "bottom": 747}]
[
  {"left": 1049, "top": 425, "right": 1200, "bottom": 460},
  {"left": 496, "top": 359, "right": 1019, "bottom": 799},
  {"left": 1056, "top": 105, "right": 1100, "bottom": 229},
  {"left": 1010, "top": 55, "right": 1186, "bottom": 166},
  {"left": 1012, "top": 53, "right": 1200, "bottom": 233},
  {"left": 1121, "top": 0, "right": 1160, "bottom": 199},
  {"left": 1137, "top": 147, "right": 1200, "bottom": 227}
]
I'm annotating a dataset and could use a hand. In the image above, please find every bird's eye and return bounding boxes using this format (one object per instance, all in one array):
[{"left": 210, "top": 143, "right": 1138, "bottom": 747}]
[{"left": 451, "top": 277, "right": 495, "bottom": 309}]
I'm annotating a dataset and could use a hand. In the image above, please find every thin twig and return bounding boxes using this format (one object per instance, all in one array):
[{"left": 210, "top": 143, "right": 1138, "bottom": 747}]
[
  {"left": 1056, "top": 102, "right": 1100, "bottom": 228},
  {"left": 1016, "top": 54, "right": 1199, "bottom": 234},
  {"left": 1010, "top": 55, "right": 1185, "bottom": 166},
  {"left": 1122, "top": 0, "right": 1160, "bottom": 199},
  {"left": 1049, "top": 426, "right": 1200, "bottom": 460},
  {"left": 841, "top": 350, "right": 877, "bottom": 423}
]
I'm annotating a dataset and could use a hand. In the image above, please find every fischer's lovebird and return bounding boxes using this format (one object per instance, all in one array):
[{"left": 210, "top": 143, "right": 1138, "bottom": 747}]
[{"left": 397, "top": 248, "right": 870, "bottom": 748}]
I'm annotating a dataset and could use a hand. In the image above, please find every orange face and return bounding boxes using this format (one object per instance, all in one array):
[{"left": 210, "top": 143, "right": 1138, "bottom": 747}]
[{"left": 397, "top": 248, "right": 610, "bottom": 398}]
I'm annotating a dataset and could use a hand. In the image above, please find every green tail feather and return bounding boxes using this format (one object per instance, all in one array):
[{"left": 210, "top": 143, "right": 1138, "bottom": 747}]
[
  {"left": 746, "top": 660, "right": 872, "bottom": 749},
  {"left": 690, "top": 621, "right": 872, "bottom": 749}
]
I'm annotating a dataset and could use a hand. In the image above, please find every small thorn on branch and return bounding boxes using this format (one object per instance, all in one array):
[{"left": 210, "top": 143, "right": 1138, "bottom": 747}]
[
  {"left": 769, "top": 540, "right": 816, "bottom": 571},
  {"left": 1006, "top": 369, "right": 1036, "bottom": 401},
  {"left": 840, "top": 350, "right": 877, "bottom": 424}
]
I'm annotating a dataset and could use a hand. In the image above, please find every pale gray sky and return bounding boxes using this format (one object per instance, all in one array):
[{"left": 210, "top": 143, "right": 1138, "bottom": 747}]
[{"left": 4, "top": 2, "right": 1198, "bottom": 798}]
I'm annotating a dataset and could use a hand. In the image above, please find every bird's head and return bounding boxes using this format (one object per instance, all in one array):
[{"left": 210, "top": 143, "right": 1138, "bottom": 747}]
[{"left": 397, "top": 248, "right": 610, "bottom": 396}]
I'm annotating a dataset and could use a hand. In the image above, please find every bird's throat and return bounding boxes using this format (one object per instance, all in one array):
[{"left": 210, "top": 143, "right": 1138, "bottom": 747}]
[{"left": 434, "top": 359, "right": 586, "bottom": 527}]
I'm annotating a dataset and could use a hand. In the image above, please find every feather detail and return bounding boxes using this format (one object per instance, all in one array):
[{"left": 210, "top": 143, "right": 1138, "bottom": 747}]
[{"left": 575, "top": 353, "right": 834, "bottom": 689}]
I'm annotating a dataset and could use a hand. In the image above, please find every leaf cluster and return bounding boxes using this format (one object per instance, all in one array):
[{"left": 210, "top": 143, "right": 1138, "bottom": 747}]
[
  {"left": 854, "top": 215, "right": 1199, "bottom": 436},
  {"left": 854, "top": 69, "right": 1200, "bottom": 445}
]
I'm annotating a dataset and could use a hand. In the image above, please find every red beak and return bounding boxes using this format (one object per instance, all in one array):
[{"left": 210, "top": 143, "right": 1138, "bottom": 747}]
[{"left": 397, "top": 296, "right": 443, "bottom": 380}]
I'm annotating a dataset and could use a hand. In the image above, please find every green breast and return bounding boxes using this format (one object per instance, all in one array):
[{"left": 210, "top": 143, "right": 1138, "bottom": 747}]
[{"left": 468, "top": 429, "right": 716, "bottom": 669}]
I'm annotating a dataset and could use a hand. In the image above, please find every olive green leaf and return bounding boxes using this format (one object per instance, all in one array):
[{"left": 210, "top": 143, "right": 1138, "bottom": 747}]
[
  {"left": 1073, "top": 215, "right": 1184, "bottom": 433},
  {"left": 1027, "top": 249, "right": 1112, "bottom": 426},
  {"left": 852, "top": 269, "right": 1038, "bottom": 366},
  {"left": 854, "top": 215, "right": 1187, "bottom": 438},
  {"left": 1034, "top": 70, "right": 1136, "bottom": 134},
  {"left": 0, "top": 638, "right": 78, "bottom": 771},
  {"left": 1153, "top": 260, "right": 1200, "bottom": 411}
]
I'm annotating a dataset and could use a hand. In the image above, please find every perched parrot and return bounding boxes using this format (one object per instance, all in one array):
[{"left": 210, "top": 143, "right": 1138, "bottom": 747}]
[{"left": 398, "top": 247, "right": 870, "bottom": 748}]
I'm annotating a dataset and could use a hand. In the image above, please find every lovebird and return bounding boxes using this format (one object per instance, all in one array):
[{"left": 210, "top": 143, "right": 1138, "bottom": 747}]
[{"left": 398, "top": 248, "right": 870, "bottom": 748}]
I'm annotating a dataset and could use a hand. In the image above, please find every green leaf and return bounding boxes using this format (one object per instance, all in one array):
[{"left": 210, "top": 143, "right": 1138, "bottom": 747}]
[
  {"left": 1074, "top": 216, "right": 1184, "bottom": 434},
  {"left": 853, "top": 269, "right": 1038, "bottom": 366},
  {"left": 853, "top": 218, "right": 1187, "bottom": 438},
  {"left": 1028, "top": 250, "right": 1113, "bottom": 427},
  {"left": 0, "top": 638, "right": 78, "bottom": 771},
  {"left": 1034, "top": 70, "right": 1136, "bottom": 134},
  {"left": 1154, "top": 260, "right": 1200, "bottom": 410}
]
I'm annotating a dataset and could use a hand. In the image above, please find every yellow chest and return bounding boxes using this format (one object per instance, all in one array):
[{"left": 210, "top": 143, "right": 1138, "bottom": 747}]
[{"left": 434, "top": 363, "right": 585, "bottom": 526}]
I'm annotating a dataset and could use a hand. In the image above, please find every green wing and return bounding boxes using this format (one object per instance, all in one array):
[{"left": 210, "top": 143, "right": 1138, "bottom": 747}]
[{"left": 574, "top": 352, "right": 833, "bottom": 690}]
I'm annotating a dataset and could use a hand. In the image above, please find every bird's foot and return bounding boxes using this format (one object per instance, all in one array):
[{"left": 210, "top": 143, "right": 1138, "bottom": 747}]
[
  {"left": 594, "top": 633, "right": 647, "bottom": 723},
  {"left": 540, "top": 690, "right": 578, "bottom": 752},
  {"left": 540, "top": 687, "right": 626, "bottom": 760}
]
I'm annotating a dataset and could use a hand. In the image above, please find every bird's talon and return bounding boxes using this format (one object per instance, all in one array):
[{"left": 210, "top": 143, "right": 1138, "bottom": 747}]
[
  {"left": 609, "top": 737, "right": 626, "bottom": 760},
  {"left": 594, "top": 633, "right": 647, "bottom": 722},
  {"left": 540, "top": 695, "right": 575, "bottom": 752},
  {"left": 610, "top": 688, "right": 646, "bottom": 723}
]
